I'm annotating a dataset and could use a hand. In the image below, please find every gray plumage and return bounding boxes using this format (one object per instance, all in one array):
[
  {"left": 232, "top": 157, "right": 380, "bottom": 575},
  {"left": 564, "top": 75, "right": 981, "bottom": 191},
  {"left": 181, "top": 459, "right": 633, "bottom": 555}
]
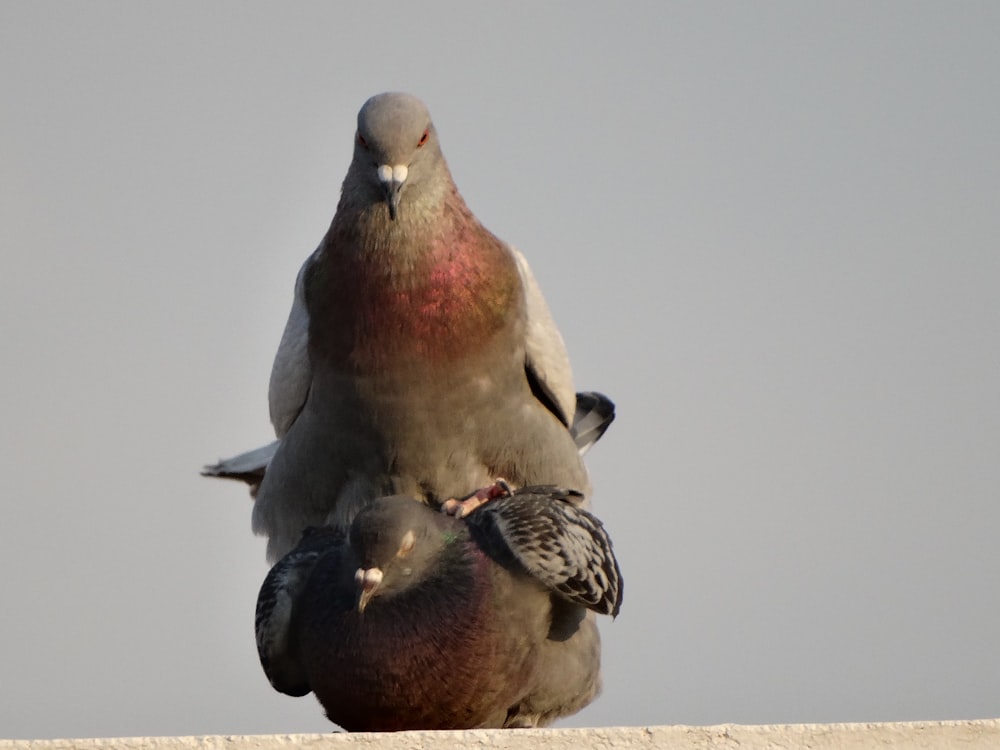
[
  {"left": 204, "top": 92, "right": 612, "bottom": 562},
  {"left": 203, "top": 391, "right": 614, "bottom": 492},
  {"left": 255, "top": 486, "right": 623, "bottom": 730}
]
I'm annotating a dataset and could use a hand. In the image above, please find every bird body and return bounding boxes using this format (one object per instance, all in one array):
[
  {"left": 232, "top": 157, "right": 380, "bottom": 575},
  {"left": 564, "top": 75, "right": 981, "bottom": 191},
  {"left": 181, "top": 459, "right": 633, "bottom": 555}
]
[
  {"left": 256, "top": 488, "right": 622, "bottom": 730},
  {"left": 298, "top": 515, "right": 542, "bottom": 730},
  {"left": 204, "top": 92, "right": 607, "bottom": 561},
  {"left": 204, "top": 388, "right": 614, "bottom": 497}
]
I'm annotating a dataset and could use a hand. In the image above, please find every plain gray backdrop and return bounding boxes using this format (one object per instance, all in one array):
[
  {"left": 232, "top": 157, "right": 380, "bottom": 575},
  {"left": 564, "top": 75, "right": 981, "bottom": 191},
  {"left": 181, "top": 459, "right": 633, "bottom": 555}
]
[{"left": 2, "top": 1, "right": 998, "bottom": 740}]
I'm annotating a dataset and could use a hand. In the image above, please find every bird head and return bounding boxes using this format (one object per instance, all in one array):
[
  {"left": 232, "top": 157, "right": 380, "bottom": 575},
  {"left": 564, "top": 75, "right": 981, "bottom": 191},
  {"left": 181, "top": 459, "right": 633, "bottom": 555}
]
[
  {"left": 349, "top": 495, "right": 452, "bottom": 613},
  {"left": 352, "top": 528, "right": 415, "bottom": 613},
  {"left": 351, "top": 92, "right": 446, "bottom": 221}
]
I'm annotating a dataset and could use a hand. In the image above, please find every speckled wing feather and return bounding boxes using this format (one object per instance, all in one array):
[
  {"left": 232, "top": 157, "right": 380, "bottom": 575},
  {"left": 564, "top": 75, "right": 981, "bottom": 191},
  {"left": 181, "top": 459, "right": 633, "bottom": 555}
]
[
  {"left": 255, "top": 526, "right": 344, "bottom": 696},
  {"left": 467, "top": 487, "right": 623, "bottom": 617}
]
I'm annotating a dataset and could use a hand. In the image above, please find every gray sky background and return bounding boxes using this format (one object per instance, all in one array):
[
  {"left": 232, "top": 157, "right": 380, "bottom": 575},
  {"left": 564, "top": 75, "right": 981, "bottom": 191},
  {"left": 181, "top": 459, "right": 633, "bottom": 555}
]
[{"left": 2, "top": 1, "right": 998, "bottom": 740}]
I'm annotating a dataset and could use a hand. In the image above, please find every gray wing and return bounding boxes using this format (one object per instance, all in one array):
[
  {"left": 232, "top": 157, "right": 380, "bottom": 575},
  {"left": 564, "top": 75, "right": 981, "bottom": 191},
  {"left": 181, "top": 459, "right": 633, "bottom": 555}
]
[
  {"left": 268, "top": 248, "right": 320, "bottom": 438},
  {"left": 570, "top": 392, "right": 616, "bottom": 455},
  {"left": 510, "top": 246, "right": 577, "bottom": 428},
  {"left": 468, "top": 487, "right": 623, "bottom": 617},
  {"left": 255, "top": 526, "right": 344, "bottom": 696},
  {"left": 202, "top": 248, "right": 318, "bottom": 490}
]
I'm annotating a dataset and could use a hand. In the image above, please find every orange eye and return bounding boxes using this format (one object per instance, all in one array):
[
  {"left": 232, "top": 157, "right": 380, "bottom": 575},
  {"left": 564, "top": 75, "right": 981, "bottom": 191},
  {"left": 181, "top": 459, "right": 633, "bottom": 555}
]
[
  {"left": 417, "top": 129, "right": 429, "bottom": 147},
  {"left": 356, "top": 132, "right": 368, "bottom": 149}
]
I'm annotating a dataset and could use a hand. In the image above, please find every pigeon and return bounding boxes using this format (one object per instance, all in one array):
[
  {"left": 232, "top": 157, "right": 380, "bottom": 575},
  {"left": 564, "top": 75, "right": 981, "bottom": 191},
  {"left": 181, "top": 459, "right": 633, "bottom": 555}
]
[
  {"left": 205, "top": 92, "right": 613, "bottom": 561},
  {"left": 255, "top": 486, "right": 622, "bottom": 730}
]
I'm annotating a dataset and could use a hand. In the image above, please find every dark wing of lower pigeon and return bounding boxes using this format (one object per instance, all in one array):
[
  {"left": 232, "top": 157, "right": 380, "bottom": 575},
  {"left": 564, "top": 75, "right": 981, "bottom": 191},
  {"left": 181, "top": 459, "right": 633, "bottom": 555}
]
[{"left": 255, "top": 526, "right": 345, "bottom": 696}]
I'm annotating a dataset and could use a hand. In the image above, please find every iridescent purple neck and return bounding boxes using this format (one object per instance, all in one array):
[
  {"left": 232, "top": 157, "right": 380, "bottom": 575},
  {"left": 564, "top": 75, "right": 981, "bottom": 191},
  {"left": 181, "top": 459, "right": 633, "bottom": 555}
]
[{"left": 308, "top": 189, "right": 522, "bottom": 369}]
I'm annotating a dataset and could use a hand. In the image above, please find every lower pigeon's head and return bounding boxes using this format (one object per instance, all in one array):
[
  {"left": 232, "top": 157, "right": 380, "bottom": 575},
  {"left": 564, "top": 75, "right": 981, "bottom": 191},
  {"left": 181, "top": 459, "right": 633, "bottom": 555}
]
[{"left": 348, "top": 495, "right": 456, "bottom": 613}]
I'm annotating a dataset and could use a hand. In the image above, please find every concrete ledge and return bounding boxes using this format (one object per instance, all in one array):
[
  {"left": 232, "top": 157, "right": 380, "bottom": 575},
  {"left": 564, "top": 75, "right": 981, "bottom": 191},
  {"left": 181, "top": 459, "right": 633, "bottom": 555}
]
[{"left": 4, "top": 721, "right": 1000, "bottom": 750}]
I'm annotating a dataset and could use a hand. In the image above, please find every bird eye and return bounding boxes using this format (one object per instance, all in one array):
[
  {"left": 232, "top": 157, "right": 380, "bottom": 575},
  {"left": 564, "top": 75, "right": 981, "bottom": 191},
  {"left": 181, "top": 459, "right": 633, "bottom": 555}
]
[
  {"left": 397, "top": 530, "right": 416, "bottom": 557},
  {"left": 417, "top": 129, "right": 429, "bottom": 147},
  {"left": 356, "top": 132, "right": 368, "bottom": 149}
]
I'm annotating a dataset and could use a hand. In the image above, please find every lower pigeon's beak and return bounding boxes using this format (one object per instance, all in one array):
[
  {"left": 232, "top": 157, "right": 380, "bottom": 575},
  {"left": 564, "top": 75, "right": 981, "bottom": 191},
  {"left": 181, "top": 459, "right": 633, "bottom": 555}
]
[
  {"left": 377, "top": 164, "right": 408, "bottom": 221},
  {"left": 355, "top": 567, "right": 384, "bottom": 613}
]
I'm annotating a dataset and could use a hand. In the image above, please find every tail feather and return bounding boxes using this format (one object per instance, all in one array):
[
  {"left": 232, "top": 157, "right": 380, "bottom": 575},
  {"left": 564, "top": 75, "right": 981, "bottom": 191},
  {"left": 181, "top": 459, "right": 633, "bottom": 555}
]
[
  {"left": 570, "top": 392, "right": 615, "bottom": 455},
  {"left": 201, "top": 440, "right": 278, "bottom": 495}
]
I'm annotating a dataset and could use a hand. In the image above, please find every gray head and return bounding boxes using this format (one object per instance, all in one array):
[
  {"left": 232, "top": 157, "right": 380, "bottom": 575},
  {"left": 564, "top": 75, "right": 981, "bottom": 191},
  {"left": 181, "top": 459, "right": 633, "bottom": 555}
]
[
  {"left": 349, "top": 495, "right": 457, "bottom": 612},
  {"left": 351, "top": 92, "right": 447, "bottom": 220}
]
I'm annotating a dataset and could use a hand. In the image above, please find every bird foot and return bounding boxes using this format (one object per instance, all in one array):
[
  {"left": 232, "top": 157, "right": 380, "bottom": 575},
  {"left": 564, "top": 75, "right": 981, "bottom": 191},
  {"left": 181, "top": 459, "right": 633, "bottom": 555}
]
[{"left": 441, "top": 479, "right": 513, "bottom": 518}]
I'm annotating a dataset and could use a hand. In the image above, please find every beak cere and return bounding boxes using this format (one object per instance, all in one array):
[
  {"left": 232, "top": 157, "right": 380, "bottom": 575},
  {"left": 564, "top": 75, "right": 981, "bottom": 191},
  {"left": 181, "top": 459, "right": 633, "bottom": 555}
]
[
  {"left": 355, "top": 567, "right": 384, "bottom": 613},
  {"left": 377, "top": 164, "right": 408, "bottom": 220}
]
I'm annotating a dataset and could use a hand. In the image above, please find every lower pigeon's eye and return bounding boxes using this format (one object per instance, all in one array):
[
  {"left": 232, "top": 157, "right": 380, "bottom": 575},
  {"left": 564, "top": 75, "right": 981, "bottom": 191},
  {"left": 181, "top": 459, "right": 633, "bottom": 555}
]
[
  {"left": 397, "top": 530, "right": 416, "bottom": 557},
  {"left": 356, "top": 133, "right": 368, "bottom": 149},
  {"left": 417, "top": 129, "right": 429, "bottom": 147}
]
